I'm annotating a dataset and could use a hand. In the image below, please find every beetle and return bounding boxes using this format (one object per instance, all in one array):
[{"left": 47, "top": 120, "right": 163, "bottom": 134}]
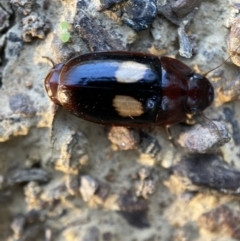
[{"left": 44, "top": 51, "right": 214, "bottom": 127}]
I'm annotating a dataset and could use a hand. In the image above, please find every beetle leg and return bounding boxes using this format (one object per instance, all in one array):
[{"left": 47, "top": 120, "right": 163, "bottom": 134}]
[
  {"left": 165, "top": 125, "right": 177, "bottom": 147},
  {"left": 139, "top": 131, "right": 162, "bottom": 157}
]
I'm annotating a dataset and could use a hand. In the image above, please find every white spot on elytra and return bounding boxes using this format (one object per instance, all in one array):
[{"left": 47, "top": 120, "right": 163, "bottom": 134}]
[
  {"left": 115, "top": 61, "right": 148, "bottom": 83},
  {"left": 58, "top": 90, "right": 69, "bottom": 104},
  {"left": 113, "top": 95, "right": 144, "bottom": 117}
]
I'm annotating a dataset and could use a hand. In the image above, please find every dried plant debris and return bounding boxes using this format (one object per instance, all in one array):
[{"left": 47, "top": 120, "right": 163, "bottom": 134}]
[
  {"left": 158, "top": 4, "right": 180, "bottom": 26},
  {"left": 172, "top": 154, "right": 240, "bottom": 194},
  {"left": 99, "top": 0, "right": 127, "bottom": 9},
  {"left": 10, "top": 0, "right": 35, "bottom": 15},
  {"left": 121, "top": 0, "right": 157, "bottom": 31},
  {"left": 158, "top": 1, "right": 201, "bottom": 58},
  {"left": 24, "top": 182, "right": 43, "bottom": 208},
  {"left": 134, "top": 167, "right": 157, "bottom": 199},
  {"left": 10, "top": 213, "right": 45, "bottom": 241},
  {"left": 53, "top": 130, "right": 89, "bottom": 173},
  {"left": 22, "top": 12, "right": 50, "bottom": 42},
  {"left": 198, "top": 205, "right": 240, "bottom": 239},
  {"left": 99, "top": 0, "right": 157, "bottom": 31},
  {"left": 158, "top": 0, "right": 200, "bottom": 26},
  {"left": 75, "top": 0, "right": 128, "bottom": 51},
  {"left": 117, "top": 190, "right": 149, "bottom": 228},
  {"left": 23, "top": 175, "right": 109, "bottom": 223},
  {"left": 30, "top": 186, "right": 88, "bottom": 226},
  {"left": 0, "top": 5, "right": 10, "bottom": 32},
  {"left": 6, "top": 168, "right": 50, "bottom": 185},
  {"left": 0, "top": 34, "right": 6, "bottom": 63},
  {"left": 219, "top": 73, "right": 240, "bottom": 103},
  {"left": 171, "top": 0, "right": 202, "bottom": 18},
  {"left": 177, "top": 121, "right": 231, "bottom": 153},
  {"left": 24, "top": 180, "right": 69, "bottom": 219},
  {"left": 227, "top": 18, "right": 240, "bottom": 67},
  {"left": 0, "top": 1, "right": 13, "bottom": 14},
  {"left": 223, "top": 107, "right": 240, "bottom": 145},
  {"left": 178, "top": 26, "right": 192, "bottom": 58}
]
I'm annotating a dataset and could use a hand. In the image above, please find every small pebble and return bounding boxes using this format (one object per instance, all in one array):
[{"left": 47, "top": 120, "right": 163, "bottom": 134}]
[
  {"left": 178, "top": 121, "right": 231, "bottom": 153},
  {"left": 79, "top": 175, "right": 99, "bottom": 202}
]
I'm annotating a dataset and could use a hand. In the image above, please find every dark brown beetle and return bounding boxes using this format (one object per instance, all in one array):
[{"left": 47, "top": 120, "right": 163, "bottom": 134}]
[{"left": 44, "top": 51, "right": 214, "bottom": 126}]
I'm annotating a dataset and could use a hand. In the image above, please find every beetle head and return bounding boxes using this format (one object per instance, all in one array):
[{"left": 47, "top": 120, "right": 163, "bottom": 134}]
[
  {"left": 186, "top": 73, "right": 214, "bottom": 114},
  {"left": 44, "top": 63, "right": 64, "bottom": 105}
]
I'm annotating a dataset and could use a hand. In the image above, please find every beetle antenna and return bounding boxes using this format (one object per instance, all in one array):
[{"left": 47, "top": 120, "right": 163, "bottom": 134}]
[
  {"left": 203, "top": 56, "right": 232, "bottom": 77},
  {"left": 203, "top": 45, "right": 240, "bottom": 77},
  {"left": 42, "top": 56, "right": 55, "bottom": 67}
]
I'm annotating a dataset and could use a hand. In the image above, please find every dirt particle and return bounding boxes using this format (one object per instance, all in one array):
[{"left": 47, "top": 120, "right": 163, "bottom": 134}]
[
  {"left": 102, "top": 232, "right": 112, "bottom": 241},
  {"left": 118, "top": 190, "right": 149, "bottom": 228},
  {"left": 83, "top": 226, "right": 100, "bottom": 241},
  {"left": 79, "top": 175, "right": 99, "bottom": 202},
  {"left": 198, "top": 205, "right": 240, "bottom": 239},
  {"left": 11, "top": 214, "right": 26, "bottom": 238},
  {"left": 10, "top": 0, "right": 35, "bottom": 15},
  {"left": 22, "top": 12, "right": 50, "bottom": 42},
  {"left": 9, "top": 93, "right": 36, "bottom": 116},
  {"left": 121, "top": 0, "right": 157, "bottom": 31},
  {"left": 108, "top": 126, "right": 140, "bottom": 150},
  {"left": 0, "top": 5, "right": 10, "bottom": 32},
  {"left": 134, "top": 167, "right": 157, "bottom": 199},
  {"left": 7, "top": 168, "right": 50, "bottom": 185},
  {"left": 227, "top": 18, "right": 240, "bottom": 67},
  {"left": 177, "top": 121, "right": 231, "bottom": 153},
  {"left": 173, "top": 154, "right": 240, "bottom": 193},
  {"left": 65, "top": 175, "right": 79, "bottom": 196},
  {"left": 172, "top": 0, "right": 202, "bottom": 18},
  {"left": 218, "top": 73, "right": 240, "bottom": 103}
]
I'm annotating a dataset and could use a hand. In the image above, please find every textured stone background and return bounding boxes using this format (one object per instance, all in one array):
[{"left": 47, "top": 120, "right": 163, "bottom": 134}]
[{"left": 1, "top": 0, "right": 240, "bottom": 240}]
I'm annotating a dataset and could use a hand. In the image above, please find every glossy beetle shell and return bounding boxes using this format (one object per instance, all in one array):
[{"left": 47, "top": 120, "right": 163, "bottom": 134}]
[{"left": 44, "top": 51, "right": 214, "bottom": 126}]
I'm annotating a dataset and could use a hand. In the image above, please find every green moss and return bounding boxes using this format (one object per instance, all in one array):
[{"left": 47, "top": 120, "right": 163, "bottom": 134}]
[
  {"left": 59, "top": 21, "right": 71, "bottom": 42},
  {"left": 60, "top": 21, "right": 69, "bottom": 30},
  {"left": 60, "top": 32, "right": 71, "bottom": 43}
]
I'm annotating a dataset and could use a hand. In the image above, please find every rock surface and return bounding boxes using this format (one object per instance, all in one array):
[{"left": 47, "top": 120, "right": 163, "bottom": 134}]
[{"left": 0, "top": 0, "right": 240, "bottom": 241}]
